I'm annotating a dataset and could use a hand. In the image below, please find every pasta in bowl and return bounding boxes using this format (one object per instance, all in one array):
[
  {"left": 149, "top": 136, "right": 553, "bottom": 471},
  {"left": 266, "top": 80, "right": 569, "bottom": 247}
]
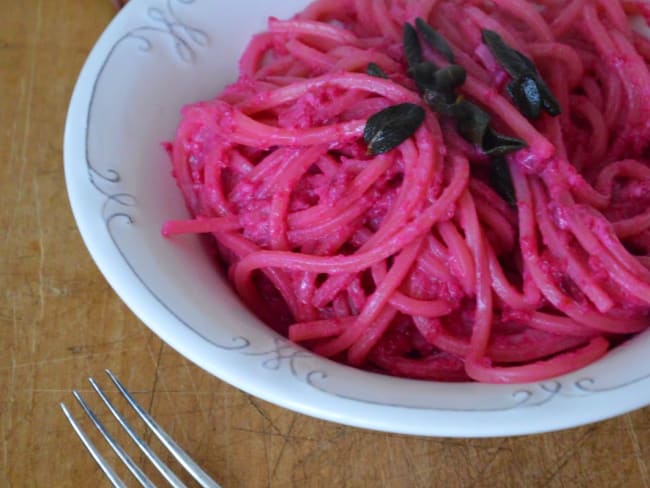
[{"left": 64, "top": 0, "right": 650, "bottom": 436}]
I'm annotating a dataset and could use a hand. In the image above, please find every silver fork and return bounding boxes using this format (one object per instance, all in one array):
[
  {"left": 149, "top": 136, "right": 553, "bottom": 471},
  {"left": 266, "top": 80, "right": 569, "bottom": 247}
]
[{"left": 60, "top": 369, "right": 221, "bottom": 488}]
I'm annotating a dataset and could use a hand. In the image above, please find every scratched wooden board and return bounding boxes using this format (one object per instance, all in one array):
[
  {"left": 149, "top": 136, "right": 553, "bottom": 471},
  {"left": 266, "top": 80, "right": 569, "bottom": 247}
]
[{"left": 1, "top": 1, "right": 650, "bottom": 487}]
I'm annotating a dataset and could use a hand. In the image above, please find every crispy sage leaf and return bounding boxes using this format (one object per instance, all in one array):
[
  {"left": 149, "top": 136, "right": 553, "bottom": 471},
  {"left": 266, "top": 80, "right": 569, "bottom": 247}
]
[
  {"left": 536, "top": 77, "right": 562, "bottom": 116},
  {"left": 421, "top": 66, "right": 467, "bottom": 115},
  {"left": 415, "top": 18, "right": 455, "bottom": 63},
  {"left": 451, "top": 100, "right": 492, "bottom": 146},
  {"left": 423, "top": 89, "right": 455, "bottom": 115},
  {"left": 490, "top": 157, "right": 517, "bottom": 206},
  {"left": 411, "top": 61, "right": 438, "bottom": 92},
  {"left": 434, "top": 65, "right": 467, "bottom": 94},
  {"left": 483, "top": 128, "right": 527, "bottom": 156},
  {"left": 364, "top": 103, "right": 426, "bottom": 155},
  {"left": 482, "top": 29, "right": 561, "bottom": 118},
  {"left": 482, "top": 29, "right": 531, "bottom": 78},
  {"left": 514, "top": 50, "right": 537, "bottom": 75},
  {"left": 367, "top": 62, "right": 389, "bottom": 79},
  {"left": 507, "top": 76, "right": 542, "bottom": 120},
  {"left": 403, "top": 23, "right": 423, "bottom": 69}
]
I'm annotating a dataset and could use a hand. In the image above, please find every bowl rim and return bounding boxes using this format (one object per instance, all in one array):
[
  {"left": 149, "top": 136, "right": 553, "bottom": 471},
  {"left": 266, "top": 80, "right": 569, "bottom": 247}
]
[{"left": 63, "top": 0, "right": 650, "bottom": 438}]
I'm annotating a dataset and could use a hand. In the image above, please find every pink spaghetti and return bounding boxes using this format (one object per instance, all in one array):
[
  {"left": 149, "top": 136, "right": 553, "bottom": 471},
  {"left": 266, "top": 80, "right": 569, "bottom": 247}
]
[{"left": 165, "top": 0, "right": 650, "bottom": 383}]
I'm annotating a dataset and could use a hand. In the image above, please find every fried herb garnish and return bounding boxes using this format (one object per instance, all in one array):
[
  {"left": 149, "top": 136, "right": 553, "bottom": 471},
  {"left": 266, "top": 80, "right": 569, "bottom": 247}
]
[
  {"left": 490, "top": 157, "right": 517, "bottom": 206},
  {"left": 415, "top": 17, "right": 455, "bottom": 63},
  {"left": 403, "top": 23, "right": 423, "bottom": 70},
  {"left": 364, "top": 103, "right": 426, "bottom": 155},
  {"left": 482, "top": 29, "right": 561, "bottom": 119},
  {"left": 361, "top": 21, "right": 529, "bottom": 194}
]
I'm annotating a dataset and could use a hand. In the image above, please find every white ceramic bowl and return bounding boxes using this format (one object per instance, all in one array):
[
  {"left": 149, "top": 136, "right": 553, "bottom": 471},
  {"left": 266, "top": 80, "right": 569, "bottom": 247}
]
[{"left": 64, "top": 0, "right": 650, "bottom": 437}]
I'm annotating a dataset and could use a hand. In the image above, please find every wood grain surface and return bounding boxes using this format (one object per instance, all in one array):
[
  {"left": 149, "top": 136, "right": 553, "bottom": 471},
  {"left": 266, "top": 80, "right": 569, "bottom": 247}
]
[{"left": 1, "top": 1, "right": 650, "bottom": 486}]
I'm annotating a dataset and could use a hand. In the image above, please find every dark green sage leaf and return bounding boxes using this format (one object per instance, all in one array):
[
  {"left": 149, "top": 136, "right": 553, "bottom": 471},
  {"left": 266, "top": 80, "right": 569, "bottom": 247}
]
[
  {"left": 420, "top": 65, "right": 466, "bottom": 113},
  {"left": 450, "top": 100, "right": 492, "bottom": 146},
  {"left": 411, "top": 61, "right": 438, "bottom": 92},
  {"left": 482, "top": 29, "right": 561, "bottom": 118},
  {"left": 514, "top": 50, "right": 537, "bottom": 75},
  {"left": 364, "top": 103, "right": 426, "bottom": 155},
  {"left": 423, "top": 89, "right": 455, "bottom": 115},
  {"left": 482, "top": 29, "right": 531, "bottom": 79},
  {"left": 507, "top": 76, "right": 542, "bottom": 120},
  {"left": 536, "top": 78, "right": 562, "bottom": 116},
  {"left": 434, "top": 65, "right": 467, "bottom": 94},
  {"left": 403, "top": 23, "right": 423, "bottom": 69},
  {"left": 490, "top": 157, "right": 517, "bottom": 206},
  {"left": 415, "top": 18, "right": 455, "bottom": 63},
  {"left": 367, "top": 62, "right": 389, "bottom": 79},
  {"left": 483, "top": 128, "right": 527, "bottom": 156}
]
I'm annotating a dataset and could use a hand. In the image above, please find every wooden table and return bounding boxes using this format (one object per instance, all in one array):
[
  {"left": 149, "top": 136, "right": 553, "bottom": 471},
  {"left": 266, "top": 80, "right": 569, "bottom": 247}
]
[{"left": 2, "top": 1, "right": 650, "bottom": 486}]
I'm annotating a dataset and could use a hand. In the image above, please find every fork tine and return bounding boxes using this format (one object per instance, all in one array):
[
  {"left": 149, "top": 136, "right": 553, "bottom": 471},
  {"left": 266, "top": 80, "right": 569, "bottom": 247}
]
[
  {"left": 88, "top": 377, "right": 188, "bottom": 488},
  {"left": 72, "top": 389, "right": 156, "bottom": 488},
  {"left": 105, "top": 369, "right": 221, "bottom": 488},
  {"left": 60, "top": 402, "right": 128, "bottom": 488}
]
